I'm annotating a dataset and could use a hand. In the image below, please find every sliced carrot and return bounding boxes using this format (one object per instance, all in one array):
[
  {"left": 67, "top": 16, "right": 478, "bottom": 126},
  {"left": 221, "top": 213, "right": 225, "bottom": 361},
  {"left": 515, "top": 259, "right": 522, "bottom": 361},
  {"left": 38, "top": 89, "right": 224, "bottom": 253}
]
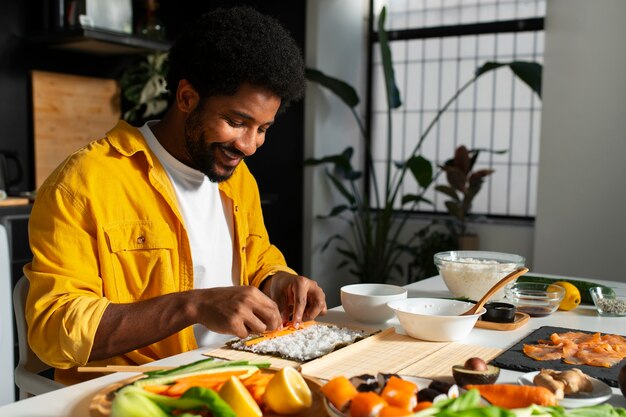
[
  {"left": 321, "top": 376, "right": 358, "bottom": 411},
  {"left": 142, "top": 384, "right": 171, "bottom": 395},
  {"left": 465, "top": 384, "right": 557, "bottom": 408},
  {"left": 244, "top": 321, "right": 316, "bottom": 346},
  {"left": 241, "top": 372, "right": 274, "bottom": 405},
  {"left": 164, "top": 370, "right": 249, "bottom": 396}
]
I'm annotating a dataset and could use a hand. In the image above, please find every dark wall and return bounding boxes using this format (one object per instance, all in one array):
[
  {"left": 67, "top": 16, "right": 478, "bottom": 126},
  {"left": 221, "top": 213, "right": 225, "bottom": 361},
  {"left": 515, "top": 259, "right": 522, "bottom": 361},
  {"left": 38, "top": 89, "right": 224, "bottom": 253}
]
[{"left": 0, "top": 0, "right": 306, "bottom": 270}]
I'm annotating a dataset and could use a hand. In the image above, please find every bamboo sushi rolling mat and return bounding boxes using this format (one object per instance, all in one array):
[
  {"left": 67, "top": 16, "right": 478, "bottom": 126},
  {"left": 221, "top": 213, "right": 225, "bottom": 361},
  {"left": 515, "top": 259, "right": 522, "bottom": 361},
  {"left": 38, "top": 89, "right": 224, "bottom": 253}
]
[{"left": 204, "top": 327, "right": 502, "bottom": 381}]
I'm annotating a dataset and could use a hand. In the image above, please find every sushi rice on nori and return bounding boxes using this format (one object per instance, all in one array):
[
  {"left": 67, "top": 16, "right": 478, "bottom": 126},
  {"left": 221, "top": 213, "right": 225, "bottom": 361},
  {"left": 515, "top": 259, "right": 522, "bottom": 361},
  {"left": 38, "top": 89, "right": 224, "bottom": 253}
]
[{"left": 228, "top": 323, "right": 370, "bottom": 362}]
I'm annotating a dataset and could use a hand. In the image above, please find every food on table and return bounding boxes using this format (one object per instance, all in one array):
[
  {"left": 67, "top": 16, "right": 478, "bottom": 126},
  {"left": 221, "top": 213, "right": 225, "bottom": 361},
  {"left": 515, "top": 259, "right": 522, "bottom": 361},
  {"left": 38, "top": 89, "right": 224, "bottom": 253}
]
[
  {"left": 321, "top": 373, "right": 459, "bottom": 416},
  {"left": 227, "top": 321, "right": 369, "bottom": 361},
  {"left": 262, "top": 366, "right": 312, "bottom": 414},
  {"left": 547, "top": 281, "right": 581, "bottom": 311},
  {"left": 451, "top": 356, "right": 500, "bottom": 386},
  {"left": 109, "top": 359, "right": 315, "bottom": 416},
  {"left": 482, "top": 302, "right": 517, "bottom": 323},
  {"left": 515, "top": 276, "right": 613, "bottom": 305},
  {"left": 465, "top": 383, "right": 557, "bottom": 408},
  {"left": 321, "top": 376, "right": 358, "bottom": 411},
  {"left": 523, "top": 331, "right": 626, "bottom": 367},
  {"left": 380, "top": 376, "right": 418, "bottom": 411},
  {"left": 219, "top": 375, "right": 263, "bottom": 417},
  {"left": 532, "top": 368, "right": 593, "bottom": 399}
]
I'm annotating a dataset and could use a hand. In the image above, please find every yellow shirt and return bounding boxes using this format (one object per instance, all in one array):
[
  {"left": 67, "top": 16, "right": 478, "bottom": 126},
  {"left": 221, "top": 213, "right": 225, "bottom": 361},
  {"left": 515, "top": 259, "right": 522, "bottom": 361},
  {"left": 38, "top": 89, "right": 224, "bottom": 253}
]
[{"left": 24, "top": 120, "right": 296, "bottom": 384}]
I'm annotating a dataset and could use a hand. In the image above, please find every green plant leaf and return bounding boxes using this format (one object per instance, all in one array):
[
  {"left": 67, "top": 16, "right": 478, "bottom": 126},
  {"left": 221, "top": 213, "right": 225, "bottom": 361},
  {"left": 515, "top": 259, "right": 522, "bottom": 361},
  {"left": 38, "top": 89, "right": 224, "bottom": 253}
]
[
  {"left": 377, "top": 6, "right": 402, "bottom": 109},
  {"left": 509, "top": 61, "right": 543, "bottom": 98},
  {"left": 304, "top": 147, "right": 361, "bottom": 181},
  {"left": 405, "top": 155, "right": 433, "bottom": 188},
  {"left": 445, "top": 201, "right": 463, "bottom": 220},
  {"left": 325, "top": 170, "right": 356, "bottom": 205},
  {"left": 401, "top": 194, "right": 433, "bottom": 205},
  {"left": 337, "top": 247, "right": 358, "bottom": 262},
  {"left": 476, "top": 61, "right": 542, "bottom": 98},
  {"left": 305, "top": 68, "right": 360, "bottom": 108},
  {"left": 318, "top": 205, "right": 352, "bottom": 219}
]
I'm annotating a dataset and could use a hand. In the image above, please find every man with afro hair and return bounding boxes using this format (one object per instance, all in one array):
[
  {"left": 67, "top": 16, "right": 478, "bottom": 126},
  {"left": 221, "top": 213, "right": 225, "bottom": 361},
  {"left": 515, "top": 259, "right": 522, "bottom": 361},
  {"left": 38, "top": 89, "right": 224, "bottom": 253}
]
[{"left": 24, "top": 7, "right": 326, "bottom": 385}]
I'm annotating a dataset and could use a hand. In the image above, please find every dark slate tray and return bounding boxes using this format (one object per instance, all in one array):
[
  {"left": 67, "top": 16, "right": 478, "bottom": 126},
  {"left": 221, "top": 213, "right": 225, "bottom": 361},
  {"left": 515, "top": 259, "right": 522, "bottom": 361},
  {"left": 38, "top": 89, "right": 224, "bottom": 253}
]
[{"left": 490, "top": 325, "right": 626, "bottom": 388}]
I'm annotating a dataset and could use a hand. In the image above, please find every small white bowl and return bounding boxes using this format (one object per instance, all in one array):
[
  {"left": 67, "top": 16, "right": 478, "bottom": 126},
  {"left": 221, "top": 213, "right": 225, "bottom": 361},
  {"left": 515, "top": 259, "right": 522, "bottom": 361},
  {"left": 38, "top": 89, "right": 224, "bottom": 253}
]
[
  {"left": 340, "top": 283, "right": 408, "bottom": 323},
  {"left": 387, "top": 298, "right": 485, "bottom": 342}
]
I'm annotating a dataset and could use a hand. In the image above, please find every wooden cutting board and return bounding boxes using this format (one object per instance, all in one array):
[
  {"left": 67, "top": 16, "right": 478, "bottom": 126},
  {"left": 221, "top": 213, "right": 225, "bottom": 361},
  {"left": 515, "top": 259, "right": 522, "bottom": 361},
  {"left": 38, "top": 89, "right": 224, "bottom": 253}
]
[{"left": 31, "top": 70, "right": 121, "bottom": 188}]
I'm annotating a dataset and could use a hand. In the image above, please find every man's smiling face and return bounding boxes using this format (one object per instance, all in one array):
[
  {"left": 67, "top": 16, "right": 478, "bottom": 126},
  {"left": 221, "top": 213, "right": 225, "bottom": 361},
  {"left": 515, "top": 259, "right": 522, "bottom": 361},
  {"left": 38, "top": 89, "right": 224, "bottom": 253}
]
[{"left": 183, "top": 83, "right": 281, "bottom": 182}]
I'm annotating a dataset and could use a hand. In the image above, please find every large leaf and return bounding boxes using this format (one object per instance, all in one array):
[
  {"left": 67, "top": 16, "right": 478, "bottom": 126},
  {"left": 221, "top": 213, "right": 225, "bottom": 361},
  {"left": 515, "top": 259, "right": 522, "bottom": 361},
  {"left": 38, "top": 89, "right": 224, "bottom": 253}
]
[
  {"left": 434, "top": 185, "right": 460, "bottom": 202},
  {"left": 377, "top": 7, "right": 402, "bottom": 109},
  {"left": 476, "top": 61, "right": 542, "bottom": 98},
  {"left": 304, "top": 147, "right": 359, "bottom": 180},
  {"left": 325, "top": 170, "right": 356, "bottom": 205},
  {"left": 405, "top": 155, "right": 433, "bottom": 188},
  {"left": 318, "top": 204, "right": 352, "bottom": 219},
  {"left": 305, "top": 68, "right": 360, "bottom": 108},
  {"left": 401, "top": 194, "right": 433, "bottom": 205}
]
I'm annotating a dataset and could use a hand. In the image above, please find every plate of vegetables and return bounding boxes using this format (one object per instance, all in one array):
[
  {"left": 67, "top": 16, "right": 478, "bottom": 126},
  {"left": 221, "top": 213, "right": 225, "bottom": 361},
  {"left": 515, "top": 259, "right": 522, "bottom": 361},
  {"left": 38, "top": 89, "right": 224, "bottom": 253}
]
[{"left": 89, "top": 358, "right": 327, "bottom": 417}]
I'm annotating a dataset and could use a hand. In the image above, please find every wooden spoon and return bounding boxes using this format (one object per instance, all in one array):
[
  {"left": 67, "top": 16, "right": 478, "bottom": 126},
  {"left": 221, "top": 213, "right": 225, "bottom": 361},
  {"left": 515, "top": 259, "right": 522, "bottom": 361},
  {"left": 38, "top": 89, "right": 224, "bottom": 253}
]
[{"left": 460, "top": 266, "right": 529, "bottom": 316}]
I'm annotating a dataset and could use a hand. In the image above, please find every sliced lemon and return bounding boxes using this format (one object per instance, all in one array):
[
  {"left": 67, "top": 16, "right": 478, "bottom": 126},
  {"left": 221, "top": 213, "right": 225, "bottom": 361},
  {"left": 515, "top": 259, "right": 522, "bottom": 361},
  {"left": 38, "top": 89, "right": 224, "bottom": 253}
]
[
  {"left": 219, "top": 375, "right": 262, "bottom": 417},
  {"left": 263, "top": 366, "right": 313, "bottom": 414},
  {"left": 548, "top": 281, "right": 581, "bottom": 311}
]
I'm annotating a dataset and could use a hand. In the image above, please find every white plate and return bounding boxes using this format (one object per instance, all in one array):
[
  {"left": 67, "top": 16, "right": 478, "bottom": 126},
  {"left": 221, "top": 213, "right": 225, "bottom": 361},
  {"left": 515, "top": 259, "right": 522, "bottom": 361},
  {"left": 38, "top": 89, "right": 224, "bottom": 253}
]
[
  {"left": 518, "top": 371, "right": 613, "bottom": 408},
  {"left": 323, "top": 376, "right": 490, "bottom": 417}
]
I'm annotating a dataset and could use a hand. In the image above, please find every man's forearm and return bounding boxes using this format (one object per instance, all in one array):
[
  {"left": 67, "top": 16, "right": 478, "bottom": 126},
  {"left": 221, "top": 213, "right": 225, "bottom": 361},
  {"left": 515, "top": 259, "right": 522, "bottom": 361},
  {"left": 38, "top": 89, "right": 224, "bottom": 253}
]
[{"left": 90, "top": 291, "right": 196, "bottom": 361}]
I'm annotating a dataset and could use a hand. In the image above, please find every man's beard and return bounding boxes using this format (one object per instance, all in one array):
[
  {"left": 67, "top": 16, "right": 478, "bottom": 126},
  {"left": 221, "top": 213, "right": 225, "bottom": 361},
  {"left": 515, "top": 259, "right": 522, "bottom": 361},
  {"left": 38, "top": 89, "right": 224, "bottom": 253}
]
[{"left": 183, "top": 106, "right": 244, "bottom": 183}]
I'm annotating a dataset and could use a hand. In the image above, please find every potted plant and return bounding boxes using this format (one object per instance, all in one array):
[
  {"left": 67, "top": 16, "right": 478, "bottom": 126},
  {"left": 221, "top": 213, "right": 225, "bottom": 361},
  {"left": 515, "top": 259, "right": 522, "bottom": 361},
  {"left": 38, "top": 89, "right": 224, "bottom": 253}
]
[
  {"left": 436, "top": 145, "right": 500, "bottom": 250},
  {"left": 305, "top": 6, "right": 542, "bottom": 285},
  {"left": 118, "top": 52, "right": 169, "bottom": 126}
]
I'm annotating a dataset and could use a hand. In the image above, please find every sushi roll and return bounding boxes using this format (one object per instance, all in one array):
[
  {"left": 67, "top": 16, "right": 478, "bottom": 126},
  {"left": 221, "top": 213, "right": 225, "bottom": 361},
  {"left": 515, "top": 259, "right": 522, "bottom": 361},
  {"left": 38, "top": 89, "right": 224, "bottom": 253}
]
[
  {"left": 350, "top": 392, "right": 388, "bottom": 417},
  {"left": 321, "top": 376, "right": 358, "bottom": 412},
  {"left": 380, "top": 376, "right": 418, "bottom": 411}
]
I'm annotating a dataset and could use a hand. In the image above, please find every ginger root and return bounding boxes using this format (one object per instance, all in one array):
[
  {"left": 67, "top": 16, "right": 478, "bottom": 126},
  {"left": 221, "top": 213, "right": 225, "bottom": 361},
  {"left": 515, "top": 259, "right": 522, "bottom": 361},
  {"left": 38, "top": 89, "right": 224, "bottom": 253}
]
[{"left": 533, "top": 368, "right": 593, "bottom": 398}]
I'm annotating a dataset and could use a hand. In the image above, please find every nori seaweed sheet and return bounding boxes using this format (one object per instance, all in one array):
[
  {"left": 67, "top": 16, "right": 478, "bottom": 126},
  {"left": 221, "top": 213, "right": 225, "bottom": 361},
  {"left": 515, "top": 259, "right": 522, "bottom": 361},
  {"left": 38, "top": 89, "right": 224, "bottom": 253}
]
[
  {"left": 225, "top": 324, "right": 376, "bottom": 363},
  {"left": 490, "top": 326, "right": 626, "bottom": 388}
]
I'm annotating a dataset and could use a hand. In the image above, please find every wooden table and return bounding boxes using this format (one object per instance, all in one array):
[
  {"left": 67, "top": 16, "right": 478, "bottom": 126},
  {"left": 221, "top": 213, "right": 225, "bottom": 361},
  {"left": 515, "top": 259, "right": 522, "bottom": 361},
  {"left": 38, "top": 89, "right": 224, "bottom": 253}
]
[{"left": 1, "top": 275, "right": 625, "bottom": 416}]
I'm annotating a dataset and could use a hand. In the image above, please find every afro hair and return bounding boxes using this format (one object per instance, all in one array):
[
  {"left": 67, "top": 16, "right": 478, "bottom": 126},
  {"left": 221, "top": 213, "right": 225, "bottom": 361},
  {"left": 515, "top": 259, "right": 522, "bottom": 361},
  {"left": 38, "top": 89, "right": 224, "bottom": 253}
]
[{"left": 166, "top": 6, "right": 305, "bottom": 111}]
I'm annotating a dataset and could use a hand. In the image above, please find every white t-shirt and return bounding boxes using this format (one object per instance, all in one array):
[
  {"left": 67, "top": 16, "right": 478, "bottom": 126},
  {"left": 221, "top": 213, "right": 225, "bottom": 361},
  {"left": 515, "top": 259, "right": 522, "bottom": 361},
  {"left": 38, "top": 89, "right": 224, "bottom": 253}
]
[{"left": 140, "top": 122, "right": 238, "bottom": 346}]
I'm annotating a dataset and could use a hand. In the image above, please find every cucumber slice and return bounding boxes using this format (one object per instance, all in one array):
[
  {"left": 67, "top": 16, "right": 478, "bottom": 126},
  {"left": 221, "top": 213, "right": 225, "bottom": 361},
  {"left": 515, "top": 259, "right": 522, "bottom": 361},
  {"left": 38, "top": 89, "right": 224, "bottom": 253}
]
[{"left": 134, "top": 364, "right": 261, "bottom": 388}]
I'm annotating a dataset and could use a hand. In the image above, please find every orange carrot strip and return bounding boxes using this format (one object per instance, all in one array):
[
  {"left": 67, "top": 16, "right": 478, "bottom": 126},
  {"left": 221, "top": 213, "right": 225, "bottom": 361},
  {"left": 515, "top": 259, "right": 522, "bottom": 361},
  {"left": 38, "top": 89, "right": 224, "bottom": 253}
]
[
  {"left": 465, "top": 384, "right": 557, "bottom": 408},
  {"left": 142, "top": 385, "right": 171, "bottom": 395},
  {"left": 244, "top": 321, "right": 316, "bottom": 346}
]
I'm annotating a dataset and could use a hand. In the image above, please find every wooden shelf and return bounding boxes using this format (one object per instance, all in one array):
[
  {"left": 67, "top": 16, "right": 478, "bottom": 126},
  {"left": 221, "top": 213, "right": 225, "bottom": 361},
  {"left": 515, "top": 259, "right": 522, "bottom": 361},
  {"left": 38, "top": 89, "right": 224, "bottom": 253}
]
[{"left": 29, "top": 27, "right": 171, "bottom": 55}]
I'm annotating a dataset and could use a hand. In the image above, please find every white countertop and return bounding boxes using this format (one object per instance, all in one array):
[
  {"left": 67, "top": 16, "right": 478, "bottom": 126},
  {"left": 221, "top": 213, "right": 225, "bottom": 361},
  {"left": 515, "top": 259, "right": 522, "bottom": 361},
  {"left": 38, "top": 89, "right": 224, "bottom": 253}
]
[{"left": 2, "top": 275, "right": 626, "bottom": 415}]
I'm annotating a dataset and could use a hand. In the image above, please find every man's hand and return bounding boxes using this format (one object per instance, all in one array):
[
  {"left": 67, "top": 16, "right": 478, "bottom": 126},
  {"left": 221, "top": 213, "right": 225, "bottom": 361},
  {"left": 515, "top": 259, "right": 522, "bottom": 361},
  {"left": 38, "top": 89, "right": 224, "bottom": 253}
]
[
  {"left": 261, "top": 272, "right": 327, "bottom": 326},
  {"left": 191, "top": 286, "right": 283, "bottom": 338}
]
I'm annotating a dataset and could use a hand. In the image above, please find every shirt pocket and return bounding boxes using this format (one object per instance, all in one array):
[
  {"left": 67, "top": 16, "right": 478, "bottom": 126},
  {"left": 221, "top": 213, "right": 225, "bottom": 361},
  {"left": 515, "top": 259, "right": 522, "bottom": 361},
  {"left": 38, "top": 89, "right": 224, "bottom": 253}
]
[{"left": 103, "top": 221, "right": 177, "bottom": 302}]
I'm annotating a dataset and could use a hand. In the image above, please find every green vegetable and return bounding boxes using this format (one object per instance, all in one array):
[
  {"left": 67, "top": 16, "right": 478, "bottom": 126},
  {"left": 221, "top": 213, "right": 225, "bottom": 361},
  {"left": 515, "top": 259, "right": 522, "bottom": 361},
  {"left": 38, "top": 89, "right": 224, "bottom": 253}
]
[
  {"left": 181, "top": 387, "right": 237, "bottom": 417},
  {"left": 410, "top": 389, "right": 626, "bottom": 417},
  {"left": 515, "top": 276, "right": 614, "bottom": 305},
  {"left": 111, "top": 387, "right": 169, "bottom": 417},
  {"left": 134, "top": 360, "right": 269, "bottom": 387},
  {"left": 111, "top": 385, "right": 237, "bottom": 417}
]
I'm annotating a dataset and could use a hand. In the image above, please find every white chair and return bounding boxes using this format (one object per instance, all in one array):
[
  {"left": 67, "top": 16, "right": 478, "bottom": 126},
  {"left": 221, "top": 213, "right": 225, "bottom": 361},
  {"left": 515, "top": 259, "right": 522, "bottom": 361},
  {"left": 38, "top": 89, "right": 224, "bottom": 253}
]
[
  {"left": 13, "top": 275, "right": 64, "bottom": 399},
  {"left": 0, "top": 224, "right": 15, "bottom": 405}
]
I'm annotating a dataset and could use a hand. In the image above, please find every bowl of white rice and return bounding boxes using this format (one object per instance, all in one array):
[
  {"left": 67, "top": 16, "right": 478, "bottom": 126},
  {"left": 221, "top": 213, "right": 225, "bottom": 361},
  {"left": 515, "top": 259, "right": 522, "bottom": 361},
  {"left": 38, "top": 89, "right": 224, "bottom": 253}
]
[{"left": 434, "top": 251, "right": 525, "bottom": 302}]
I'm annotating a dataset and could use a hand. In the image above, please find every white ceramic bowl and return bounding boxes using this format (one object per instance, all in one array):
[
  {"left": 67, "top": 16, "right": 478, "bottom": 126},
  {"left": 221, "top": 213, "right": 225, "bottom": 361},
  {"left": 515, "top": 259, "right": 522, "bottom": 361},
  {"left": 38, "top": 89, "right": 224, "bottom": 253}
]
[
  {"left": 340, "top": 283, "right": 408, "bottom": 323},
  {"left": 387, "top": 298, "right": 486, "bottom": 342},
  {"left": 434, "top": 251, "right": 525, "bottom": 302}
]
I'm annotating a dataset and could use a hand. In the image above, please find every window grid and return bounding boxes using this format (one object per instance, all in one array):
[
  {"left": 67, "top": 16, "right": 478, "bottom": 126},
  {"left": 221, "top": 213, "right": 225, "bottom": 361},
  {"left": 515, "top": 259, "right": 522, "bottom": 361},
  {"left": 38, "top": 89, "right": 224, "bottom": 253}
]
[{"left": 370, "top": 0, "right": 544, "bottom": 218}]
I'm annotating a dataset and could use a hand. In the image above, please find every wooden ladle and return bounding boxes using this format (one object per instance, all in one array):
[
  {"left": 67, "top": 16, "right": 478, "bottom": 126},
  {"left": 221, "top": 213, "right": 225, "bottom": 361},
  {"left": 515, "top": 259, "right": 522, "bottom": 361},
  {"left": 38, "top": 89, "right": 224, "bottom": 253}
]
[{"left": 461, "top": 266, "right": 529, "bottom": 316}]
